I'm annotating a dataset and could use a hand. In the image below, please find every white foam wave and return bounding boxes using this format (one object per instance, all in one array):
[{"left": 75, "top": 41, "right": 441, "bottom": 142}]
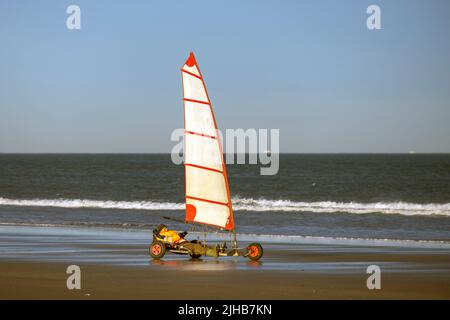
[
  {"left": 0, "top": 197, "right": 183, "bottom": 210},
  {"left": 232, "top": 198, "right": 450, "bottom": 216},
  {"left": 0, "top": 197, "right": 449, "bottom": 216}
]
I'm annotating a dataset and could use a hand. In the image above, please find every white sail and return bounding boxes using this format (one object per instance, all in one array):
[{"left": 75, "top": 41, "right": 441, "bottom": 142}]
[{"left": 181, "top": 52, "right": 234, "bottom": 231}]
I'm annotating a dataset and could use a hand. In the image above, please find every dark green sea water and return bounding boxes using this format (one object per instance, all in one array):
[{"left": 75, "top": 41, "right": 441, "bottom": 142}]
[{"left": 0, "top": 154, "right": 449, "bottom": 242}]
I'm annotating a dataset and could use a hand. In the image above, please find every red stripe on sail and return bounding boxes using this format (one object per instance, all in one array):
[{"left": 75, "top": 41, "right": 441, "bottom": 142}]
[
  {"left": 182, "top": 69, "right": 202, "bottom": 79},
  {"left": 184, "top": 216, "right": 229, "bottom": 231},
  {"left": 185, "top": 130, "right": 217, "bottom": 140},
  {"left": 183, "top": 98, "right": 210, "bottom": 105},
  {"left": 185, "top": 163, "right": 223, "bottom": 174},
  {"left": 186, "top": 195, "right": 229, "bottom": 207}
]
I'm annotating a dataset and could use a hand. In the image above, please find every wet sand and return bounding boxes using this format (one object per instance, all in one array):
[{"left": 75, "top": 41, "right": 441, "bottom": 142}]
[{"left": 0, "top": 226, "right": 449, "bottom": 299}]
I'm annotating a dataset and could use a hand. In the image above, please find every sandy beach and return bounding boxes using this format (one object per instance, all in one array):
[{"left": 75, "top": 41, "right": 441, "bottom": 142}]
[{"left": 0, "top": 225, "right": 449, "bottom": 299}]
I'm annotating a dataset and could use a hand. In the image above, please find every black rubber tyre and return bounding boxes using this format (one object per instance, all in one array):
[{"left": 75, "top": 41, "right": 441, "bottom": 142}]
[
  {"left": 149, "top": 241, "right": 166, "bottom": 259},
  {"left": 246, "top": 242, "right": 263, "bottom": 261}
]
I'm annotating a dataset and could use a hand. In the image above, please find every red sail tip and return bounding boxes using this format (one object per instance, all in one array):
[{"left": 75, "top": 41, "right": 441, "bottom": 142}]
[{"left": 185, "top": 52, "right": 196, "bottom": 67}]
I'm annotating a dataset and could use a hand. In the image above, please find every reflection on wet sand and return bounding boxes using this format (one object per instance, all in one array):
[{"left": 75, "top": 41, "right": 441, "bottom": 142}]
[{"left": 150, "top": 257, "right": 263, "bottom": 271}]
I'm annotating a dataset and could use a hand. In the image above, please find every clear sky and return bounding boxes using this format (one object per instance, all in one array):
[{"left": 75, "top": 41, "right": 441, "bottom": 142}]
[{"left": 0, "top": 0, "right": 449, "bottom": 153}]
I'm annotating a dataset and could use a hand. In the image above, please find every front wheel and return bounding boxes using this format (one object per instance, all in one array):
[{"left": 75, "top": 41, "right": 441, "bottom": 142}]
[
  {"left": 150, "top": 241, "right": 166, "bottom": 259},
  {"left": 246, "top": 242, "right": 263, "bottom": 261}
]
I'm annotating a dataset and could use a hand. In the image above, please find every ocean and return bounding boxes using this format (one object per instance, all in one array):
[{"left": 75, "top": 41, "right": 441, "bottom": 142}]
[{"left": 0, "top": 154, "right": 449, "bottom": 242}]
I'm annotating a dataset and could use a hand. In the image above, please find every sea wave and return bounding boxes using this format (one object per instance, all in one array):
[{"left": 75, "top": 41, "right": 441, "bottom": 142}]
[
  {"left": 0, "top": 197, "right": 184, "bottom": 210},
  {"left": 232, "top": 198, "right": 450, "bottom": 216},
  {"left": 0, "top": 197, "right": 449, "bottom": 216}
]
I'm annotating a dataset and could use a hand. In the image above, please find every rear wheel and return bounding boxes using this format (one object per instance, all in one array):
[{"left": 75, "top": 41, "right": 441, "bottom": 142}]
[
  {"left": 247, "top": 242, "right": 263, "bottom": 261},
  {"left": 149, "top": 241, "right": 166, "bottom": 259}
]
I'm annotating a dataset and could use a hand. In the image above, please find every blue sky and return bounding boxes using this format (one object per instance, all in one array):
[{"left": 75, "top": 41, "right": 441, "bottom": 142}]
[{"left": 0, "top": 0, "right": 449, "bottom": 153}]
